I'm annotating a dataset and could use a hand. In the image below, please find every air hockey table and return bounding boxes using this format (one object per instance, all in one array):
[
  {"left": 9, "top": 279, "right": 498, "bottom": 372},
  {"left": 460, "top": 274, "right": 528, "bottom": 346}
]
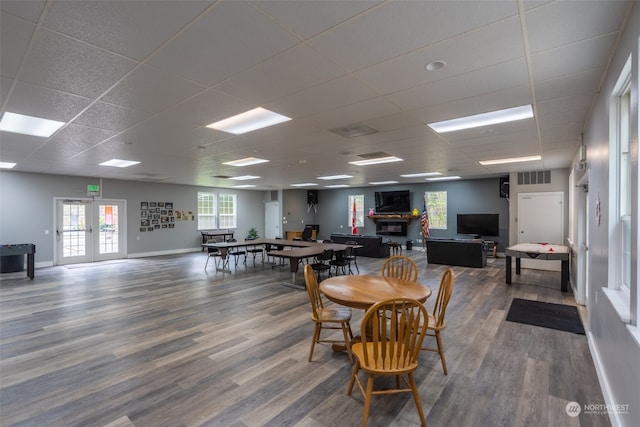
[{"left": 505, "top": 243, "right": 569, "bottom": 292}]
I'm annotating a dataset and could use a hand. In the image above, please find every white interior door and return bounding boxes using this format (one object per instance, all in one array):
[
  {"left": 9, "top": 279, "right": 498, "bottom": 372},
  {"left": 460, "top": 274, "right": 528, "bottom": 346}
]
[
  {"left": 265, "top": 202, "right": 280, "bottom": 238},
  {"left": 517, "top": 192, "right": 564, "bottom": 271},
  {"left": 56, "top": 199, "right": 126, "bottom": 265}
]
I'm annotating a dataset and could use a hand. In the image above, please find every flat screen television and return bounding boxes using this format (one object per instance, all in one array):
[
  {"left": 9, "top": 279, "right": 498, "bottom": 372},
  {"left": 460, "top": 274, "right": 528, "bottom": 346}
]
[
  {"left": 374, "top": 190, "right": 411, "bottom": 213},
  {"left": 456, "top": 214, "right": 499, "bottom": 237}
]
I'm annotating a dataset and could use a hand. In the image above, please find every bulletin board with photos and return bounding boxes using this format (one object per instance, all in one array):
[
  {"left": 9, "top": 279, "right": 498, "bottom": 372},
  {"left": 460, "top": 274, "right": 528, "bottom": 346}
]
[{"left": 140, "top": 201, "right": 194, "bottom": 232}]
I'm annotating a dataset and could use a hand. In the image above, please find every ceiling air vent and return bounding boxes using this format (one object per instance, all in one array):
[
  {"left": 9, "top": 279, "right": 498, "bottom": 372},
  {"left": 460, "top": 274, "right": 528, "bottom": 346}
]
[
  {"left": 356, "top": 151, "right": 392, "bottom": 159},
  {"left": 517, "top": 170, "right": 551, "bottom": 185},
  {"left": 328, "top": 123, "right": 379, "bottom": 138}
]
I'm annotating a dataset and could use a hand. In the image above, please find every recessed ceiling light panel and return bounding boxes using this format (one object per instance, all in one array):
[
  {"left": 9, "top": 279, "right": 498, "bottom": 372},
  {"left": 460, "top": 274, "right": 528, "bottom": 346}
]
[
  {"left": 291, "top": 183, "right": 318, "bottom": 187},
  {"left": 427, "top": 105, "right": 533, "bottom": 133},
  {"left": 369, "top": 181, "right": 399, "bottom": 185},
  {"left": 206, "top": 107, "right": 291, "bottom": 135},
  {"left": 0, "top": 162, "right": 17, "bottom": 169},
  {"left": 223, "top": 157, "right": 269, "bottom": 167},
  {"left": 349, "top": 156, "right": 403, "bottom": 166},
  {"left": 99, "top": 159, "right": 140, "bottom": 168},
  {"left": 324, "top": 184, "right": 350, "bottom": 188},
  {"left": 229, "top": 175, "right": 260, "bottom": 180},
  {"left": 479, "top": 155, "right": 541, "bottom": 166},
  {"left": 426, "top": 176, "right": 461, "bottom": 181},
  {"left": 400, "top": 172, "right": 442, "bottom": 178},
  {"left": 0, "top": 112, "right": 65, "bottom": 137},
  {"left": 317, "top": 174, "right": 353, "bottom": 180}
]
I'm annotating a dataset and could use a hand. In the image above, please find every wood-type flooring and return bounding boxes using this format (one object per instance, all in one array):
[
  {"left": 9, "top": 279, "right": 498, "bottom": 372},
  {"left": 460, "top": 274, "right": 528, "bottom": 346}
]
[{"left": 0, "top": 250, "right": 610, "bottom": 427}]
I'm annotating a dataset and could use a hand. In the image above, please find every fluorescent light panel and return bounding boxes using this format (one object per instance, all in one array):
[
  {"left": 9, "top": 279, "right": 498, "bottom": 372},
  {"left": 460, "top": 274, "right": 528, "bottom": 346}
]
[
  {"left": 400, "top": 172, "right": 442, "bottom": 178},
  {"left": 291, "top": 183, "right": 318, "bottom": 187},
  {"left": 349, "top": 156, "right": 403, "bottom": 166},
  {"left": 0, "top": 112, "right": 65, "bottom": 137},
  {"left": 427, "top": 176, "right": 461, "bottom": 181},
  {"left": 317, "top": 174, "right": 353, "bottom": 180},
  {"left": 99, "top": 159, "right": 140, "bottom": 168},
  {"left": 369, "top": 181, "right": 399, "bottom": 185},
  {"left": 233, "top": 184, "right": 256, "bottom": 188},
  {"left": 206, "top": 107, "right": 291, "bottom": 135},
  {"left": 479, "top": 155, "right": 542, "bottom": 165},
  {"left": 229, "top": 175, "right": 260, "bottom": 181},
  {"left": 0, "top": 162, "right": 17, "bottom": 169},
  {"left": 223, "top": 157, "right": 269, "bottom": 167},
  {"left": 324, "top": 184, "right": 349, "bottom": 188},
  {"left": 427, "top": 105, "right": 533, "bottom": 133}
]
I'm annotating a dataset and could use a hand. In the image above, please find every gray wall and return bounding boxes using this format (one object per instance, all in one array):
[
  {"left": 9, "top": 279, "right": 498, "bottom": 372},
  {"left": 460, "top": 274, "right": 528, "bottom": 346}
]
[
  {"left": 580, "top": 3, "right": 640, "bottom": 424},
  {"left": 302, "top": 178, "right": 510, "bottom": 250},
  {"left": 0, "top": 171, "right": 266, "bottom": 265}
]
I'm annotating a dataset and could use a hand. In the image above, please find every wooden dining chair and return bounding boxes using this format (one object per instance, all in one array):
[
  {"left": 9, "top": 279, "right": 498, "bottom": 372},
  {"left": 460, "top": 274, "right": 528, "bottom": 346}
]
[
  {"left": 381, "top": 255, "right": 418, "bottom": 281},
  {"left": 421, "top": 268, "right": 455, "bottom": 375},
  {"left": 303, "top": 265, "right": 353, "bottom": 363},
  {"left": 348, "top": 297, "right": 429, "bottom": 427}
]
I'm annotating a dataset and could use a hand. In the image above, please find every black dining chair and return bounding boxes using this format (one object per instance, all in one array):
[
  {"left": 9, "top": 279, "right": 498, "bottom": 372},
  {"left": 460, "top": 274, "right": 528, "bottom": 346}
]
[{"left": 311, "top": 249, "right": 333, "bottom": 280}]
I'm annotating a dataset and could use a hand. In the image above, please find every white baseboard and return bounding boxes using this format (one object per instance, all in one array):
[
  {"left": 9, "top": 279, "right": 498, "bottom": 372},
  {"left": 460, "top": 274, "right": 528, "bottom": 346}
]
[
  {"left": 128, "top": 247, "right": 201, "bottom": 259},
  {"left": 587, "top": 331, "right": 624, "bottom": 427}
]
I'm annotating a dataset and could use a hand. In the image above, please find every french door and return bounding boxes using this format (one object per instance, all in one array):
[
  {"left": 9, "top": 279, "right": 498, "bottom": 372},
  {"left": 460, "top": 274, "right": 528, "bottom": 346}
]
[{"left": 55, "top": 199, "right": 126, "bottom": 265}]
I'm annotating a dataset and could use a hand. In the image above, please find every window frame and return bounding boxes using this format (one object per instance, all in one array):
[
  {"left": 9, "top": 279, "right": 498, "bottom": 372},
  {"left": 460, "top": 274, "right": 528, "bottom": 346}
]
[
  {"left": 197, "top": 192, "right": 217, "bottom": 230},
  {"left": 217, "top": 193, "right": 237, "bottom": 229},
  {"left": 425, "top": 190, "right": 448, "bottom": 230},
  {"left": 348, "top": 194, "right": 364, "bottom": 228}
]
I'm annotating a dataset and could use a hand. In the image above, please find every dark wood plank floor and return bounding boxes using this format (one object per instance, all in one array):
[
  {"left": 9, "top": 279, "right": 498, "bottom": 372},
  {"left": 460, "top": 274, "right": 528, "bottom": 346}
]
[{"left": 0, "top": 250, "right": 609, "bottom": 427}]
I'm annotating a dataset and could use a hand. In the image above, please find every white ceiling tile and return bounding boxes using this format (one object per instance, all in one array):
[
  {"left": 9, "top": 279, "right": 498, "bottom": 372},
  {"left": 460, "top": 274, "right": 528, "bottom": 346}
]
[
  {"left": 534, "top": 68, "right": 603, "bottom": 102},
  {"left": 1, "top": 12, "right": 35, "bottom": 79},
  {"left": 0, "top": 0, "right": 45, "bottom": 23},
  {"left": 251, "top": 0, "right": 381, "bottom": 40},
  {"left": 354, "top": 16, "right": 525, "bottom": 95},
  {"left": 525, "top": 1, "right": 629, "bottom": 53},
  {"left": 100, "top": 64, "right": 205, "bottom": 114},
  {"left": 530, "top": 33, "right": 618, "bottom": 82},
  {"left": 4, "top": 81, "right": 92, "bottom": 122},
  {"left": 73, "top": 102, "right": 151, "bottom": 133},
  {"left": 309, "top": 1, "right": 517, "bottom": 72},
  {"left": 44, "top": 1, "right": 213, "bottom": 60},
  {"left": 18, "top": 28, "right": 137, "bottom": 98},
  {"left": 147, "top": 1, "right": 299, "bottom": 86},
  {"left": 266, "top": 75, "right": 377, "bottom": 119}
]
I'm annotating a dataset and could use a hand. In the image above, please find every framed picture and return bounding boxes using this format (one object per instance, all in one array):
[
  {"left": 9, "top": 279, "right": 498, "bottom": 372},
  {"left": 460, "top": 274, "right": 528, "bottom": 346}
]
[
  {"left": 149, "top": 202, "right": 157, "bottom": 207},
  {"left": 147, "top": 227, "right": 154, "bottom": 231},
  {"left": 158, "top": 202, "right": 165, "bottom": 208},
  {"left": 169, "top": 223, "right": 175, "bottom": 228},
  {"left": 140, "top": 227, "right": 146, "bottom": 232},
  {"left": 141, "top": 202, "right": 148, "bottom": 210},
  {"left": 165, "top": 203, "right": 173, "bottom": 209},
  {"left": 141, "top": 210, "right": 147, "bottom": 218},
  {"left": 151, "top": 219, "right": 159, "bottom": 225},
  {"left": 141, "top": 219, "right": 150, "bottom": 227}
]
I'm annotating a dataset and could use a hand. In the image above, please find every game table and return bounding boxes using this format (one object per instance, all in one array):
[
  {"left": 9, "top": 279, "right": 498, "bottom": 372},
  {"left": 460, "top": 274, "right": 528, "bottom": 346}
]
[{"left": 505, "top": 243, "right": 570, "bottom": 292}]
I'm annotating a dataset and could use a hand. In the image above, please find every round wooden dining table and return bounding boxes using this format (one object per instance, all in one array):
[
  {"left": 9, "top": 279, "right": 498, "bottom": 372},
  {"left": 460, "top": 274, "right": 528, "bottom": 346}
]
[{"left": 320, "top": 274, "right": 432, "bottom": 310}]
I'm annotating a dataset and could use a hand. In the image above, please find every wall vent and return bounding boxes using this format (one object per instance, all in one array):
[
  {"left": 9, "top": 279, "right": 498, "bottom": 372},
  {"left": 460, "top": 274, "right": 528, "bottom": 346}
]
[{"left": 517, "top": 170, "right": 551, "bottom": 185}]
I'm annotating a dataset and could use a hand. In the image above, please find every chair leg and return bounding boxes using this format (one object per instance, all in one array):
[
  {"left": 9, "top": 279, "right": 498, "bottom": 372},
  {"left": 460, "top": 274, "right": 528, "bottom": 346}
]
[
  {"left": 347, "top": 360, "right": 360, "bottom": 395},
  {"left": 341, "top": 323, "right": 353, "bottom": 364},
  {"left": 309, "top": 322, "right": 322, "bottom": 362},
  {"left": 362, "top": 374, "right": 375, "bottom": 427},
  {"left": 408, "top": 372, "right": 427, "bottom": 427},
  {"left": 435, "top": 330, "right": 448, "bottom": 375}
]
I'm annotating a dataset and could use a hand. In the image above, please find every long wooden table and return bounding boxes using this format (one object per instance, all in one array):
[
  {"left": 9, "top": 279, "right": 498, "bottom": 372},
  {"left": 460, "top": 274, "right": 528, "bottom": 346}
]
[
  {"left": 202, "top": 239, "right": 352, "bottom": 284},
  {"left": 505, "top": 243, "right": 570, "bottom": 291},
  {"left": 267, "top": 242, "right": 354, "bottom": 288}
]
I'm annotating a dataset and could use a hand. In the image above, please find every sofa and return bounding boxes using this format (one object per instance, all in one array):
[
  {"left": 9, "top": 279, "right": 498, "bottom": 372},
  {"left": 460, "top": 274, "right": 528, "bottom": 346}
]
[
  {"left": 426, "top": 238, "right": 486, "bottom": 268},
  {"left": 330, "top": 234, "right": 390, "bottom": 258}
]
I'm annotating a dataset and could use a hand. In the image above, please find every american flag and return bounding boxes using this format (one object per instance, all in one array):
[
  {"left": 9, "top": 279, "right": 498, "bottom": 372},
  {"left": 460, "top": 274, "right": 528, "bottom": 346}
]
[{"left": 421, "top": 200, "right": 430, "bottom": 238}]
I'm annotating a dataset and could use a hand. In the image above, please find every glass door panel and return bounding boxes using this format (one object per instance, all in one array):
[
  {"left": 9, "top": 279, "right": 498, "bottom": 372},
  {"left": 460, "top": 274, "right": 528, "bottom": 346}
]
[{"left": 57, "top": 200, "right": 92, "bottom": 264}]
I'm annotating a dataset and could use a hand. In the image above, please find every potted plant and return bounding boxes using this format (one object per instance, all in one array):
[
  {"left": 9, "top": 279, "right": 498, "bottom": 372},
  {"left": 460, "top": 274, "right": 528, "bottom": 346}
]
[{"left": 247, "top": 227, "right": 259, "bottom": 240}]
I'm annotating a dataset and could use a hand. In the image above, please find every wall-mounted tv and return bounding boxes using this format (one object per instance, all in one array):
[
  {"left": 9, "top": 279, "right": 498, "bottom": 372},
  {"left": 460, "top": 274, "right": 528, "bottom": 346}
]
[
  {"left": 457, "top": 214, "right": 499, "bottom": 237},
  {"left": 374, "top": 190, "right": 411, "bottom": 213}
]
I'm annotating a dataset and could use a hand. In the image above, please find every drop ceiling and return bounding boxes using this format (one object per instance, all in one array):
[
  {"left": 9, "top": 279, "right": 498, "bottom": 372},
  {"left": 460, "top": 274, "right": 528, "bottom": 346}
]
[{"left": 0, "top": 0, "right": 633, "bottom": 189}]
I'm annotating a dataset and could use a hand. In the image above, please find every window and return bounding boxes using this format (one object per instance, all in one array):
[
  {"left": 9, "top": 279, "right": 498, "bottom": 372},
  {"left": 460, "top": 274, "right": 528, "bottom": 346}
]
[
  {"left": 218, "top": 194, "right": 237, "bottom": 229},
  {"left": 197, "top": 192, "right": 216, "bottom": 230},
  {"left": 348, "top": 194, "right": 364, "bottom": 228},
  {"left": 425, "top": 191, "right": 447, "bottom": 229},
  {"left": 618, "top": 82, "right": 631, "bottom": 294},
  {"left": 609, "top": 56, "right": 632, "bottom": 297}
]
